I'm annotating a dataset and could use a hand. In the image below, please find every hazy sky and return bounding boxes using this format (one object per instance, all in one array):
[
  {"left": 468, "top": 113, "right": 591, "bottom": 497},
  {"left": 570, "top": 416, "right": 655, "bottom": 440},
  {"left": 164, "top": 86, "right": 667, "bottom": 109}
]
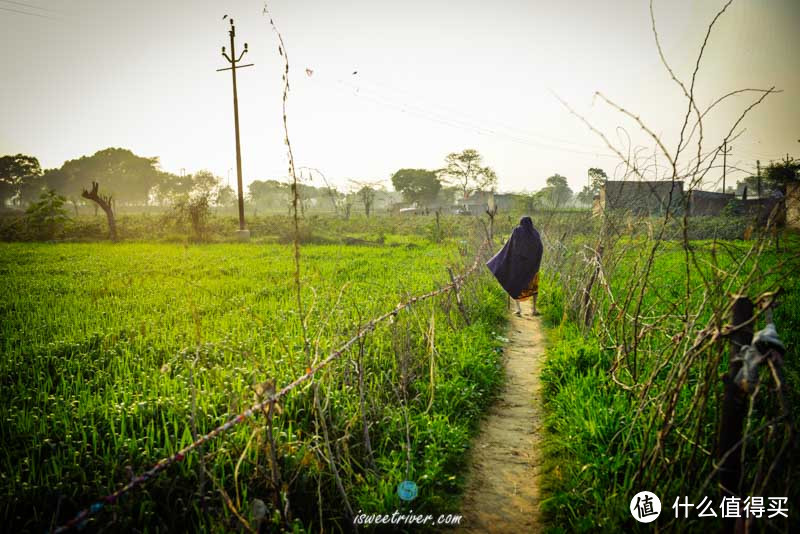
[{"left": 1, "top": 0, "right": 798, "bottom": 193}]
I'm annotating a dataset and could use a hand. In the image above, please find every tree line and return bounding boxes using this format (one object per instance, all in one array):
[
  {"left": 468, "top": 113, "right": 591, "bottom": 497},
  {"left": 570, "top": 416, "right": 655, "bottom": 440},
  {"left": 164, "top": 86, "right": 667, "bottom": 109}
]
[
  {"left": 4, "top": 146, "right": 704, "bottom": 218},
  {"left": 0, "top": 147, "right": 505, "bottom": 214},
  {"left": 0, "top": 149, "right": 236, "bottom": 213}
]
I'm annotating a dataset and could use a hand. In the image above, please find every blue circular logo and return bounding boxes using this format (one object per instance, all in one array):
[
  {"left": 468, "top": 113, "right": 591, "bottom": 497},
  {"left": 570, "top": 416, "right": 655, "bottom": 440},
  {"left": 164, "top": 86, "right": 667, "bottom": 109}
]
[{"left": 397, "top": 480, "right": 418, "bottom": 501}]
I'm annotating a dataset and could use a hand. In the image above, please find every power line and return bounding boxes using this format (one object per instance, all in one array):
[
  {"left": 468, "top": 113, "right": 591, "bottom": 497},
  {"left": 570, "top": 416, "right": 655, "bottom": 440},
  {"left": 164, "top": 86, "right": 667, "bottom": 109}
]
[
  {"left": 303, "top": 67, "right": 614, "bottom": 155},
  {"left": 331, "top": 71, "right": 797, "bottom": 167},
  {"left": 0, "top": 0, "right": 65, "bottom": 14},
  {"left": 339, "top": 76, "right": 611, "bottom": 153},
  {"left": 0, "top": 4, "right": 62, "bottom": 20},
  {"left": 356, "top": 87, "right": 617, "bottom": 158},
  {"left": 347, "top": 74, "right": 611, "bottom": 152},
  {"left": 312, "top": 74, "right": 617, "bottom": 159}
]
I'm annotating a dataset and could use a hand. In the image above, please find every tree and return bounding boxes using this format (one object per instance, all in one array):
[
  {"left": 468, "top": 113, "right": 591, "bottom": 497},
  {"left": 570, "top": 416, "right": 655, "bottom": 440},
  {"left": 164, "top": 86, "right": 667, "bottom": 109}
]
[
  {"left": 736, "top": 156, "right": 799, "bottom": 198},
  {"left": 588, "top": 168, "right": 608, "bottom": 188},
  {"left": 0, "top": 154, "right": 42, "bottom": 207},
  {"left": 25, "top": 189, "right": 70, "bottom": 239},
  {"left": 763, "top": 156, "right": 799, "bottom": 192},
  {"left": 541, "top": 174, "right": 573, "bottom": 208},
  {"left": 151, "top": 171, "right": 192, "bottom": 206},
  {"left": 215, "top": 185, "right": 236, "bottom": 211},
  {"left": 172, "top": 193, "right": 212, "bottom": 241},
  {"left": 391, "top": 169, "right": 441, "bottom": 207},
  {"left": 248, "top": 179, "right": 290, "bottom": 211},
  {"left": 350, "top": 180, "right": 383, "bottom": 217},
  {"left": 341, "top": 191, "right": 355, "bottom": 220},
  {"left": 59, "top": 148, "right": 161, "bottom": 207},
  {"left": 81, "top": 181, "right": 117, "bottom": 241},
  {"left": 321, "top": 185, "right": 341, "bottom": 214},
  {"left": 576, "top": 167, "right": 608, "bottom": 204},
  {"left": 438, "top": 149, "right": 497, "bottom": 199},
  {"left": 191, "top": 170, "right": 221, "bottom": 197},
  {"left": 20, "top": 171, "right": 50, "bottom": 205},
  {"left": 575, "top": 185, "right": 593, "bottom": 205}
]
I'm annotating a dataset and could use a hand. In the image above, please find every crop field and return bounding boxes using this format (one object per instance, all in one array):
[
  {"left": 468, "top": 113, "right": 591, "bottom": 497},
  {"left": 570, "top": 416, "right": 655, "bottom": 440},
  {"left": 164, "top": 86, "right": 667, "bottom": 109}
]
[
  {"left": 0, "top": 239, "right": 508, "bottom": 532},
  {"left": 1, "top": 212, "right": 799, "bottom": 534}
]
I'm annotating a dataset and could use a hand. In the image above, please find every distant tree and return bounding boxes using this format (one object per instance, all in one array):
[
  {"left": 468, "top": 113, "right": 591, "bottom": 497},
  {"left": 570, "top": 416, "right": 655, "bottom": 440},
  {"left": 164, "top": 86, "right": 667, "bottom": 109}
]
[
  {"left": 439, "top": 149, "right": 497, "bottom": 199},
  {"left": 735, "top": 157, "right": 799, "bottom": 198},
  {"left": 248, "top": 179, "right": 273, "bottom": 202},
  {"left": 763, "top": 156, "right": 799, "bottom": 192},
  {"left": 172, "top": 193, "right": 212, "bottom": 241},
  {"left": 248, "top": 179, "right": 290, "bottom": 211},
  {"left": 437, "top": 186, "right": 458, "bottom": 207},
  {"left": 342, "top": 192, "right": 355, "bottom": 220},
  {"left": 391, "top": 169, "right": 441, "bottom": 207},
  {"left": 25, "top": 189, "right": 70, "bottom": 239},
  {"left": 575, "top": 186, "right": 593, "bottom": 205},
  {"left": 532, "top": 189, "right": 549, "bottom": 208},
  {"left": 215, "top": 185, "right": 236, "bottom": 211},
  {"left": 19, "top": 173, "right": 48, "bottom": 205},
  {"left": 0, "top": 154, "right": 42, "bottom": 207},
  {"left": 541, "top": 174, "right": 573, "bottom": 208},
  {"left": 191, "top": 170, "right": 221, "bottom": 196},
  {"left": 59, "top": 148, "right": 161, "bottom": 207},
  {"left": 151, "top": 172, "right": 185, "bottom": 206},
  {"left": 515, "top": 191, "right": 546, "bottom": 213},
  {"left": 588, "top": 168, "right": 608, "bottom": 188},
  {"left": 576, "top": 167, "right": 608, "bottom": 204},
  {"left": 358, "top": 185, "right": 376, "bottom": 217}
]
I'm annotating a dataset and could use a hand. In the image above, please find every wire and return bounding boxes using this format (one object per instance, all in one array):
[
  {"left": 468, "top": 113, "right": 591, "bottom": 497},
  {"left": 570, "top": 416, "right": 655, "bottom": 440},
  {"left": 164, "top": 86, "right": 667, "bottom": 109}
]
[
  {"left": 348, "top": 75, "right": 611, "bottom": 152},
  {"left": 311, "top": 73, "right": 616, "bottom": 159},
  {"left": 0, "top": 0, "right": 64, "bottom": 13},
  {"left": 339, "top": 79, "right": 613, "bottom": 155},
  {"left": 0, "top": 4, "right": 62, "bottom": 20}
]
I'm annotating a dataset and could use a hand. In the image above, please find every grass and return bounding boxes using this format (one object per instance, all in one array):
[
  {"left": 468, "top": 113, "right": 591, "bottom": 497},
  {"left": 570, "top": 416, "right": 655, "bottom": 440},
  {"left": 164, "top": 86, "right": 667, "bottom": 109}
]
[
  {"left": 0, "top": 239, "right": 507, "bottom": 532},
  {"left": 537, "top": 238, "right": 800, "bottom": 532},
  {"left": 0, "top": 211, "right": 483, "bottom": 246}
]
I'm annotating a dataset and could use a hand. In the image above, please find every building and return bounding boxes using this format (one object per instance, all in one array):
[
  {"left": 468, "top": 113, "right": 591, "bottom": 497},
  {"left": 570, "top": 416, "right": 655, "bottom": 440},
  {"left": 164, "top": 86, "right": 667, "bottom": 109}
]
[
  {"left": 593, "top": 179, "right": 791, "bottom": 225},
  {"left": 596, "top": 180, "right": 684, "bottom": 216},
  {"left": 686, "top": 190, "right": 735, "bottom": 216},
  {"left": 453, "top": 191, "right": 519, "bottom": 214}
]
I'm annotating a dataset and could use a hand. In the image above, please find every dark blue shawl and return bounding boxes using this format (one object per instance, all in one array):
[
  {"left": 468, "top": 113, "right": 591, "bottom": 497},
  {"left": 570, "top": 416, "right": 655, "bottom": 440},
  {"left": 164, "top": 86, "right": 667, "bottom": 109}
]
[{"left": 486, "top": 216, "right": 543, "bottom": 299}]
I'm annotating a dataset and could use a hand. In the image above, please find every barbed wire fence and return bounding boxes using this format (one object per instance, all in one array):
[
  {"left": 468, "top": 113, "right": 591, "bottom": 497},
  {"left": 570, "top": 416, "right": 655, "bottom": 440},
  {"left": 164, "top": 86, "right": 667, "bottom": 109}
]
[
  {"left": 534, "top": 0, "right": 797, "bottom": 529},
  {"left": 52, "top": 237, "right": 492, "bottom": 533}
]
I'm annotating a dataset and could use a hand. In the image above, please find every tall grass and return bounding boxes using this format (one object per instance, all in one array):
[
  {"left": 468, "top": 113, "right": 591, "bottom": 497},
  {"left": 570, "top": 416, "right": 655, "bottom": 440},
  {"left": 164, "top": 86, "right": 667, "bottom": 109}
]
[
  {"left": 536, "top": 238, "right": 800, "bottom": 532},
  {"left": 0, "top": 239, "right": 506, "bottom": 531}
]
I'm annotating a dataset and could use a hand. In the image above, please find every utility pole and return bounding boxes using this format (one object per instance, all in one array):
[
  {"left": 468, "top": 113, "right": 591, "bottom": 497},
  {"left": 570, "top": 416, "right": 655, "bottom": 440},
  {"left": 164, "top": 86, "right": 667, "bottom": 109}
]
[
  {"left": 720, "top": 140, "right": 732, "bottom": 194},
  {"left": 217, "top": 18, "right": 254, "bottom": 240},
  {"left": 757, "top": 160, "right": 761, "bottom": 199}
]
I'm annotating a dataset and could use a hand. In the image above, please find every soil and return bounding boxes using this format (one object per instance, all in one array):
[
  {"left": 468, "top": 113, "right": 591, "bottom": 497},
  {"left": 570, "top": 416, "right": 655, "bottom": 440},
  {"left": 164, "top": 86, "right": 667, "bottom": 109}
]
[{"left": 457, "top": 313, "right": 545, "bottom": 533}]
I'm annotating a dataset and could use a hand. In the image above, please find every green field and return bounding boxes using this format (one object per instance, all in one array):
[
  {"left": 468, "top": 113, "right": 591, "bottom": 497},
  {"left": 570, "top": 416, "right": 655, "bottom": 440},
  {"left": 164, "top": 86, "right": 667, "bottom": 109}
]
[
  {"left": 0, "top": 240, "right": 507, "bottom": 532},
  {"left": 537, "top": 237, "right": 800, "bottom": 532},
  {"left": 3, "top": 216, "right": 798, "bottom": 533}
]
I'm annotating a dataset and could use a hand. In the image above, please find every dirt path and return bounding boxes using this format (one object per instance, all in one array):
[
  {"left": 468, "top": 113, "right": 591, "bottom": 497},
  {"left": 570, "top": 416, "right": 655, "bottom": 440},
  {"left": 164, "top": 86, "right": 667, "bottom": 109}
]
[{"left": 457, "top": 313, "right": 545, "bottom": 533}]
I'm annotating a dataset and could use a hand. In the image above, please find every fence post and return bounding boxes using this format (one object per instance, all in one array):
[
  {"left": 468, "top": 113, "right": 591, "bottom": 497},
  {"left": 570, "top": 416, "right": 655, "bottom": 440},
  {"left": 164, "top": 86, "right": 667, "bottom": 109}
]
[
  {"left": 718, "top": 295, "right": 753, "bottom": 533},
  {"left": 447, "top": 267, "right": 471, "bottom": 326},
  {"left": 485, "top": 205, "right": 497, "bottom": 243},
  {"left": 581, "top": 244, "right": 604, "bottom": 328}
]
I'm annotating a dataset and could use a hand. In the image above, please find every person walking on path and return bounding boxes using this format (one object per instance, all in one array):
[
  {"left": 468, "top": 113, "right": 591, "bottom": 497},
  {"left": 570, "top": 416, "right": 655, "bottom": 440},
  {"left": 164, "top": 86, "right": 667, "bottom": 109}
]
[{"left": 486, "top": 216, "right": 544, "bottom": 316}]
